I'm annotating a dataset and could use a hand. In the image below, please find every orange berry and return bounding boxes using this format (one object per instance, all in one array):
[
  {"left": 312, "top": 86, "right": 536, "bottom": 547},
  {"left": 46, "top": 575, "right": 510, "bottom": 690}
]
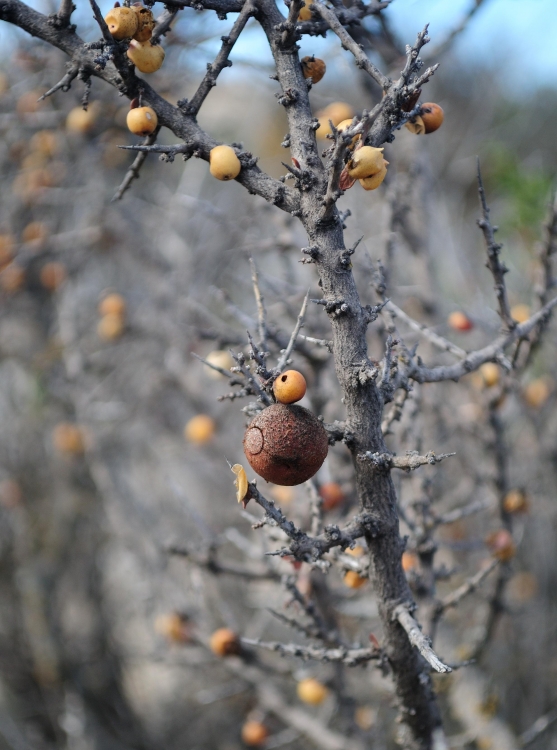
[
  {"left": 209, "top": 628, "right": 240, "bottom": 657},
  {"left": 359, "top": 163, "right": 388, "bottom": 191},
  {"left": 127, "top": 106, "right": 158, "bottom": 136},
  {"left": 301, "top": 56, "right": 326, "bottom": 84},
  {"left": 486, "top": 529, "right": 515, "bottom": 562},
  {"left": 510, "top": 304, "right": 530, "bottom": 324},
  {"left": 0, "top": 265, "right": 25, "bottom": 293},
  {"left": 22, "top": 221, "right": 49, "bottom": 247},
  {"left": 401, "top": 551, "right": 418, "bottom": 572},
  {"left": 297, "top": 0, "right": 312, "bottom": 20},
  {"left": 343, "top": 570, "right": 367, "bottom": 589},
  {"left": 420, "top": 103, "right": 444, "bottom": 134},
  {"left": 154, "top": 613, "right": 190, "bottom": 643},
  {"left": 184, "top": 414, "right": 215, "bottom": 444},
  {"left": 319, "top": 482, "right": 344, "bottom": 511},
  {"left": 523, "top": 377, "right": 552, "bottom": 409},
  {"left": 448, "top": 311, "right": 473, "bottom": 332},
  {"left": 503, "top": 489, "right": 529, "bottom": 515},
  {"left": 52, "top": 422, "right": 85, "bottom": 455},
  {"left": 99, "top": 293, "right": 126, "bottom": 318},
  {"left": 97, "top": 314, "right": 125, "bottom": 341},
  {"left": 241, "top": 721, "right": 268, "bottom": 747},
  {"left": 347, "top": 146, "right": 385, "bottom": 179},
  {"left": 39, "top": 262, "right": 66, "bottom": 291},
  {"left": 345, "top": 545, "right": 364, "bottom": 557},
  {"left": 316, "top": 102, "right": 354, "bottom": 139},
  {"left": 296, "top": 677, "right": 328, "bottom": 705},
  {"left": 273, "top": 370, "right": 307, "bottom": 404}
]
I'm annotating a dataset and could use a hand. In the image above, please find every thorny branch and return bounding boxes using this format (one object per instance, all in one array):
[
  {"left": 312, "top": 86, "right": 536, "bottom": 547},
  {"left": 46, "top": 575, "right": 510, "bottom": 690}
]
[{"left": 241, "top": 638, "right": 381, "bottom": 666}]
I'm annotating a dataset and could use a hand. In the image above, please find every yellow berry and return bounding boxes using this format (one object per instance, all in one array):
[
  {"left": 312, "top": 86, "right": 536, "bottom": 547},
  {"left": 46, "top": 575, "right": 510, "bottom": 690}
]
[
  {"left": 316, "top": 102, "right": 354, "bottom": 139},
  {"left": 204, "top": 349, "right": 234, "bottom": 378},
  {"left": 209, "top": 145, "right": 241, "bottom": 181},
  {"left": 66, "top": 106, "right": 98, "bottom": 134},
  {"left": 297, "top": 0, "right": 313, "bottom": 20},
  {"left": 97, "top": 313, "right": 125, "bottom": 341},
  {"left": 154, "top": 613, "right": 190, "bottom": 643},
  {"left": 53, "top": 422, "right": 85, "bottom": 455},
  {"left": 127, "top": 41, "right": 165, "bottom": 74},
  {"left": 104, "top": 6, "right": 138, "bottom": 40},
  {"left": 359, "top": 163, "right": 388, "bottom": 191},
  {"left": 511, "top": 304, "right": 530, "bottom": 324},
  {"left": 184, "top": 414, "right": 215, "bottom": 444},
  {"left": 347, "top": 146, "right": 385, "bottom": 179},
  {"left": 297, "top": 678, "right": 328, "bottom": 705},
  {"left": 126, "top": 106, "right": 158, "bottom": 136},
  {"left": 479, "top": 362, "right": 500, "bottom": 388},
  {"left": 336, "top": 118, "right": 359, "bottom": 147},
  {"left": 209, "top": 628, "right": 240, "bottom": 657},
  {"left": 523, "top": 377, "right": 552, "bottom": 408},
  {"left": 273, "top": 370, "right": 307, "bottom": 404}
]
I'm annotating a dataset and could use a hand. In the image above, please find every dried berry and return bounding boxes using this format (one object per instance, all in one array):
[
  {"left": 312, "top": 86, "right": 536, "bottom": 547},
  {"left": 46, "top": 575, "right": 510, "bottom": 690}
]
[
  {"left": 301, "top": 56, "right": 326, "bottom": 84},
  {"left": 131, "top": 6, "right": 155, "bottom": 42},
  {"left": 243, "top": 404, "right": 328, "bottom": 486},
  {"left": 420, "top": 102, "right": 444, "bottom": 133}
]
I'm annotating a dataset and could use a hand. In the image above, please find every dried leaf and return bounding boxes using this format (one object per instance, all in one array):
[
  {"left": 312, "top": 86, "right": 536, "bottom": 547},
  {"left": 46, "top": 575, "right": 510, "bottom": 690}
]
[
  {"left": 231, "top": 463, "right": 248, "bottom": 504},
  {"left": 339, "top": 167, "right": 356, "bottom": 191}
]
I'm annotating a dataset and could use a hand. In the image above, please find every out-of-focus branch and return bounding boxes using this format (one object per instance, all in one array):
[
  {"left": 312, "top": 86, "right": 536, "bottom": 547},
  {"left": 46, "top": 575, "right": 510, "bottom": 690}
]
[
  {"left": 242, "top": 638, "right": 380, "bottom": 666},
  {"left": 385, "top": 300, "right": 467, "bottom": 359},
  {"left": 426, "top": 0, "right": 489, "bottom": 59}
]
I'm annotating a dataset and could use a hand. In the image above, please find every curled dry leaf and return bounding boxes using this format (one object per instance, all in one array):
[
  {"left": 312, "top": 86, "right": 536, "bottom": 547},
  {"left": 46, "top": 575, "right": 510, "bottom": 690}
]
[
  {"left": 339, "top": 166, "right": 357, "bottom": 191},
  {"left": 231, "top": 463, "right": 248, "bottom": 504}
]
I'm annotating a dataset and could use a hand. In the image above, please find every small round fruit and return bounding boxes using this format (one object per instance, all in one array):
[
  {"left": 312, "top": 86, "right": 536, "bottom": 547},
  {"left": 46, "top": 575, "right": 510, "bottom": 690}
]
[
  {"left": 301, "top": 56, "right": 326, "bottom": 84},
  {"left": 243, "top": 404, "right": 328, "bottom": 486},
  {"left": 66, "top": 106, "right": 97, "bottom": 134},
  {"left": 523, "top": 377, "right": 551, "bottom": 408},
  {"left": 104, "top": 6, "right": 138, "bottom": 40},
  {"left": 336, "top": 118, "right": 359, "bottom": 146},
  {"left": 319, "top": 482, "right": 344, "bottom": 511},
  {"left": 53, "top": 422, "right": 85, "bottom": 455},
  {"left": 405, "top": 116, "right": 425, "bottom": 135},
  {"left": 185, "top": 414, "right": 215, "bottom": 444},
  {"left": 154, "top": 613, "right": 190, "bottom": 643},
  {"left": 420, "top": 103, "right": 444, "bottom": 134},
  {"left": 209, "top": 628, "right": 240, "bottom": 657},
  {"left": 511, "top": 303, "right": 530, "bottom": 324},
  {"left": 127, "top": 106, "right": 158, "bottom": 136},
  {"left": 39, "top": 262, "right": 66, "bottom": 291},
  {"left": 297, "top": 678, "right": 328, "bottom": 705},
  {"left": 344, "top": 570, "right": 367, "bottom": 589},
  {"left": 298, "top": 0, "right": 313, "bottom": 21},
  {"left": 316, "top": 102, "right": 354, "bottom": 139},
  {"left": 348, "top": 146, "right": 385, "bottom": 179},
  {"left": 127, "top": 41, "right": 165, "bottom": 74},
  {"left": 204, "top": 349, "right": 234, "bottom": 379},
  {"left": 132, "top": 6, "right": 155, "bottom": 41},
  {"left": 209, "top": 145, "right": 241, "bottom": 181},
  {"left": 345, "top": 545, "right": 364, "bottom": 557},
  {"left": 273, "top": 370, "right": 307, "bottom": 404},
  {"left": 503, "top": 489, "right": 529, "bottom": 514},
  {"left": 0, "top": 265, "right": 25, "bottom": 293},
  {"left": 401, "top": 551, "right": 418, "bottom": 572},
  {"left": 22, "top": 221, "right": 48, "bottom": 246},
  {"left": 448, "top": 311, "right": 473, "bottom": 332},
  {"left": 479, "top": 362, "right": 500, "bottom": 388},
  {"left": 98, "top": 314, "right": 125, "bottom": 341},
  {"left": 241, "top": 721, "right": 268, "bottom": 747},
  {"left": 486, "top": 529, "right": 515, "bottom": 562},
  {"left": 99, "top": 293, "right": 126, "bottom": 318},
  {"left": 359, "top": 163, "right": 388, "bottom": 191}
]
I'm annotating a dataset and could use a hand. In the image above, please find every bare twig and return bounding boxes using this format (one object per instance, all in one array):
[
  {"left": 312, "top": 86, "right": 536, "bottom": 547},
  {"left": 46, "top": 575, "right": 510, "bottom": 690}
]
[
  {"left": 520, "top": 709, "right": 557, "bottom": 747},
  {"left": 435, "top": 558, "right": 499, "bottom": 615},
  {"left": 274, "top": 291, "right": 309, "bottom": 373},
  {"left": 242, "top": 638, "right": 380, "bottom": 666},
  {"left": 359, "top": 450, "right": 455, "bottom": 472},
  {"left": 394, "top": 605, "right": 452, "bottom": 673},
  {"left": 249, "top": 258, "right": 268, "bottom": 353},
  {"left": 385, "top": 300, "right": 467, "bottom": 359},
  {"left": 112, "top": 129, "right": 160, "bottom": 201},
  {"left": 38, "top": 61, "right": 78, "bottom": 100}
]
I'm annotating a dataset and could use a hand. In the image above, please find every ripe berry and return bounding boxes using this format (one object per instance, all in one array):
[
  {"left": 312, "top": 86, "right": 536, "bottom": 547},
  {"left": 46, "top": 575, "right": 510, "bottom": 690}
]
[
  {"left": 241, "top": 720, "right": 268, "bottom": 747},
  {"left": 336, "top": 118, "right": 360, "bottom": 147},
  {"left": 209, "top": 628, "right": 240, "bottom": 657},
  {"left": 359, "top": 162, "right": 388, "bottom": 191},
  {"left": 184, "top": 414, "right": 215, "bottom": 444},
  {"left": 154, "top": 612, "right": 190, "bottom": 643},
  {"left": 420, "top": 103, "right": 444, "bottom": 134},
  {"left": 39, "top": 262, "right": 66, "bottom": 291},
  {"left": 401, "top": 551, "right": 418, "bottom": 572},
  {"left": 209, "top": 145, "right": 241, "bottom": 181},
  {"left": 273, "top": 370, "right": 307, "bottom": 404},
  {"left": 243, "top": 404, "right": 328, "bottom": 486},
  {"left": 296, "top": 678, "right": 328, "bottom": 705},
  {"left": 204, "top": 349, "right": 234, "bottom": 379},
  {"left": 66, "top": 106, "right": 98, "bottom": 134},
  {"left": 316, "top": 102, "right": 354, "bottom": 139},
  {"left": 319, "top": 482, "right": 344, "bottom": 511},
  {"left": 347, "top": 146, "right": 385, "bottom": 179},
  {"left": 127, "top": 41, "right": 165, "bottom": 74},
  {"left": 131, "top": 6, "right": 155, "bottom": 41},
  {"left": 53, "top": 423, "right": 85, "bottom": 455},
  {"left": 104, "top": 6, "right": 138, "bottom": 39},
  {"left": 98, "top": 314, "right": 125, "bottom": 341},
  {"left": 503, "top": 489, "right": 529, "bottom": 514},
  {"left": 301, "top": 56, "right": 326, "bottom": 84},
  {"left": 511, "top": 303, "right": 530, "bottom": 324},
  {"left": 479, "top": 362, "right": 499, "bottom": 388},
  {"left": 486, "top": 529, "right": 515, "bottom": 561},
  {"left": 99, "top": 293, "right": 126, "bottom": 318},
  {"left": 127, "top": 106, "right": 158, "bottom": 136},
  {"left": 448, "top": 311, "right": 473, "bottom": 331},
  {"left": 297, "top": 0, "right": 313, "bottom": 21},
  {"left": 523, "top": 377, "right": 552, "bottom": 408},
  {"left": 343, "top": 570, "right": 367, "bottom": 589}
]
